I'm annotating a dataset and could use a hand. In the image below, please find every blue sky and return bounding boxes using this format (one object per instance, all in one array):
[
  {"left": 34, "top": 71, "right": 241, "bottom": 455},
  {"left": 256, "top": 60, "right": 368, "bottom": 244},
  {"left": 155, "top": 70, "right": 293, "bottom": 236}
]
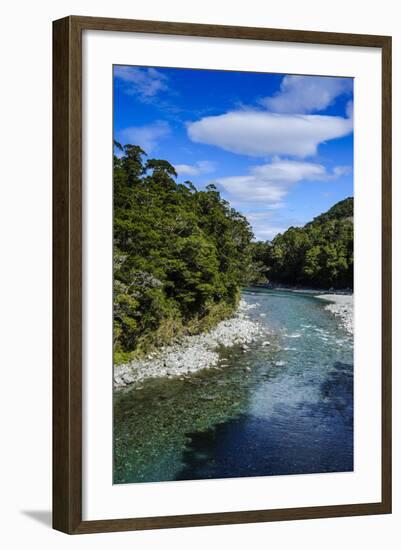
[{"left": 114, "top": 66, "right": 353, "bottom": 240}]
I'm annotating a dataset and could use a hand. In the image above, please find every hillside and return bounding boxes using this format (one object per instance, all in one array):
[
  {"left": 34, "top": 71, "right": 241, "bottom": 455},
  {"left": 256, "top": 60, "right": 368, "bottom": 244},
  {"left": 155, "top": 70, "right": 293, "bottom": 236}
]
[
  {"left": 113, "top": 143, "right": 254, "bottom": 363},
  {"left": 251, "top": 198, "right": 354, "bottom": 289},
  {"left": 306, "top": 197, "right": 353, "bottom": 226},
  {"left": 113, "top": 143, "right": 354, "bottom": 364}
]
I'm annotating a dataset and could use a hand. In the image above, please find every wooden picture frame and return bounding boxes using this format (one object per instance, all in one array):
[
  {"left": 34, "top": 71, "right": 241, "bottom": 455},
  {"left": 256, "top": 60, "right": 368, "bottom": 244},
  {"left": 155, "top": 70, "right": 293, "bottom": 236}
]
[{"left": 53, "top": 15, "right": 392, "bottom": 534}]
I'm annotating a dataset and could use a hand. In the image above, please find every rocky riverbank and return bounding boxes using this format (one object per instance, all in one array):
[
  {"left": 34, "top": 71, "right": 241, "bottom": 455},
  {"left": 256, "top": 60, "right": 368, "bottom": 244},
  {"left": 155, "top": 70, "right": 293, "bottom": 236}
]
[
  {"left": 114, "top": 300, "right": 265, "bottom": 388},
  {"left": 317, "top": 294, "right": 353, "bottom": 335}
]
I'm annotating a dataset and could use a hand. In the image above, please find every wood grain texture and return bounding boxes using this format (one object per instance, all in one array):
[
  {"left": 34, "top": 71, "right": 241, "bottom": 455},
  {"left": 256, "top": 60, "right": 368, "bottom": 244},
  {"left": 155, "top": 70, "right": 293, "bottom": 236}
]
[
  {"left": 52, "top": 16, "right": 82, "bottom": 534},
  {"left": 69, "top": 15, "right": 390, "bottom": 47},
  {"left": 381, "top": 35, "right": 392, "bottom": 514},
  {"left": 52, "top": 15, "right": 392, "bottom": 534}
]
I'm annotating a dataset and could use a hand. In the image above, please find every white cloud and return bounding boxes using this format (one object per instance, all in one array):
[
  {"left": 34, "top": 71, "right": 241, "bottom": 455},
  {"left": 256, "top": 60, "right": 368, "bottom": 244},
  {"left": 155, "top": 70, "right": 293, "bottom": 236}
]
[
  {"left": 244, "top": 210, "right": 303, "bottom": 240},
  {"left": 174, "top": 164, "right": 198, "bottom": 176},
  {"left": 261, "top": 75, "right": 353, "bottom": 114},
  {"left": 254, "top": 225, "right": 287, "bottom": 240},
  {"left": 333, "top": 165, "right": 352, "bottom": 177},
  {"left": 246, "top": 211, "right": 283, "bottom": 239},
  {"left": 117, "top": 121, "right": 170, "bottom": 153},
  {"left": 175, "top": 160, "right": 217, "bottom": 176},
  {"left": 253, "top": 224, "right": 287, "bottom": 240},
  {"left": 187, "top": 110, "right": 352, "bottom": 158},
  {"left": 216, "top": 158, "right": 328, "bottom": 206},
  {"left": 346, "top": 100, "right": 354, "bottom": 119},
  {"left": 216, "top": 159, "right": 350, "bottom": 238},
  {"left": 114, "top": 66, "right": 168, "bottom": 100}
]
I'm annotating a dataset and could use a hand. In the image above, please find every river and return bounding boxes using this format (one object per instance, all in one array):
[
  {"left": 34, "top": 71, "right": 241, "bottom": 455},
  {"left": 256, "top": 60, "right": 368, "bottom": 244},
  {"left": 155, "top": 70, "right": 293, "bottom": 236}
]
[{"left": 114, "top": 288, "right": 353, "bottom": 483}]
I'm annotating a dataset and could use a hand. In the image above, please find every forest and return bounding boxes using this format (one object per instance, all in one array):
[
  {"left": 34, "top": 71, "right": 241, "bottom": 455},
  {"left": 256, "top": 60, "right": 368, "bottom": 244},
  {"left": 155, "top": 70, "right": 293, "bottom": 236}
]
[
  {"left": 113, "top": 143, "right": 254, "bottom": 363},
  {"left": 250, "top": 197, "right": 354, "bottom": 289},
  {"left": 113, "top": 144, "right": 353, "bottom": 363}
]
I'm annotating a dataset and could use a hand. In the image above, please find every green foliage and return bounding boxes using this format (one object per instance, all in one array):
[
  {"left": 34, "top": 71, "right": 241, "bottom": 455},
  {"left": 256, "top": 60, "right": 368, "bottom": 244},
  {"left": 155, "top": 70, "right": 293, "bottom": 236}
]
[
  {"left": 113, "top": 144, "right": 254, "bottom": 363},
  {"left": 252, "top": 198, "right": 354, "bottom": 289},
  {"left": 306, "top": 197, "right": 353, "bottom": 226},
  {"left": 247, "top": 241, "right": 271, "bottom": 284}
]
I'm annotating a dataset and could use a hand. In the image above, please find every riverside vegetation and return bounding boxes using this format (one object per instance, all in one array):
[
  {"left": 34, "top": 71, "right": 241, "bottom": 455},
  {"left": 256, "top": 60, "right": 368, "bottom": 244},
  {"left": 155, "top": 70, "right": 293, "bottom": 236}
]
[
  {"left": 114, "top": 143, "right": 354, "bottom": 365},
  {"left": 250, "top": 197, "right": 353, "bottom": 289},
  {"left": 113, "top": 143, "right": 254, "bottom": 364}
]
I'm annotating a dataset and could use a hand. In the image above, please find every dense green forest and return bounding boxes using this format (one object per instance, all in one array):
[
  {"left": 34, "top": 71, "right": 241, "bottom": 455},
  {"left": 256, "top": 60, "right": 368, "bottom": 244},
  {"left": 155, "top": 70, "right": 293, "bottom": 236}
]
[
  {"left": 250, "top": 197, "right": 354, "bottom": 289},
  {"left": 113, "top": 143, "right": 254, "bottom": 363},
  {"left": 113, "top": 143, "right": 353, "bottom": 363}
]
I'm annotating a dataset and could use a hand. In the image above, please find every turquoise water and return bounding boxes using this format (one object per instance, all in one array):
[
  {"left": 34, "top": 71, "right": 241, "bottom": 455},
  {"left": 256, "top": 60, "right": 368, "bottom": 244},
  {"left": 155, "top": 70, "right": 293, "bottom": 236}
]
[{"left": 114, "top": 288, "right": 353, "bottom": 483}]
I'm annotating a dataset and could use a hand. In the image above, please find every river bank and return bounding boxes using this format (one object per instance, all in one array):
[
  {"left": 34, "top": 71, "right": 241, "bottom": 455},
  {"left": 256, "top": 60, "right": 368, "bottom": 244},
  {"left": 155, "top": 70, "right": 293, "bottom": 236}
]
[
  {"left": 254, "top": 283, "right": 353, "bottom": 295},
  {"left": 114, "top": 289, "right": 353, "bottom": 388},
  {"left": 114, "top": 287, "right": 354, "bottom": 483},
  {"left": 114, "top": 299, "right": 266, "bottom": 388},
  {"left": 317, "top": 294, "right": 353, "bottom": 335}
]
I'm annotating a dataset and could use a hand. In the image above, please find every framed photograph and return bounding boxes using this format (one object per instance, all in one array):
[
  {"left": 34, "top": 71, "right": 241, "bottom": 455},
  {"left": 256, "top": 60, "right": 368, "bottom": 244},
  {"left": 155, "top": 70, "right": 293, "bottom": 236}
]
[{"left": 53, "top": 16, "right": 392, "bottom": 534}]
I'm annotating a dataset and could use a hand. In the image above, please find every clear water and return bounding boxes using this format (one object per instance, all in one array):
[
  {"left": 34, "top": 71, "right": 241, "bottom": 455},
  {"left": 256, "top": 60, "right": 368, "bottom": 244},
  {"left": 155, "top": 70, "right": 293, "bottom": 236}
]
[{"left": 114, "top": 288, "right": 353, "bottom": 484}]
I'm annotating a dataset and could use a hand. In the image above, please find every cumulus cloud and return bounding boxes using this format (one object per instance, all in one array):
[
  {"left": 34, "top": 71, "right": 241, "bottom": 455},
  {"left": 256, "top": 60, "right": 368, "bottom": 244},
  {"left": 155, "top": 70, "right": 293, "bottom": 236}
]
[
  {"left": 246, "top": 211, "right": 285, "bottom": 239},
  {"left": 187, "top": 111, "right": 352, "bottom": 158},
  {"left": 244, "top": 210, "right": 304, "bottom": 240},
  {"left": 256, "top": 226, "right": 287, "bottom": 239},
  {"left": 214, "top": 158, "right": 351, "bottom": 239},
  {"left": 346, "top": 100, "right": 354, "bottom": 120},
  {"left": 216, "top": 158, "right": 334, "bottom": 206},
  {"left": 261, "top": 75, "right": 353, "bottom": 114},
  {"left": 114, "top": 66, "right": 168, "bottom": 101},
  {"left": 117, "top": 121, "right": 170, "bottom": 153},
  {"left": 333, "top": 165, "right": 352, "bottom": 177},
  {"left": 175, "top": 160, "right": 217, "bottom": 176}
]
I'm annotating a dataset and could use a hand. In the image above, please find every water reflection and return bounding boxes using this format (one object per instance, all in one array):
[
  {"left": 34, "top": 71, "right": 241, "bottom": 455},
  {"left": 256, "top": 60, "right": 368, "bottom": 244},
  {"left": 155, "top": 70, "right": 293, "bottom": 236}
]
[
  {"left": 114, "top": 289, "right": 353, "bottom": 483},
  {"left": 176, "top": 362, "right": 353, "bottom": 480},
  {"left": 113, "top": 340, "right": 278, "bottom": 483}
]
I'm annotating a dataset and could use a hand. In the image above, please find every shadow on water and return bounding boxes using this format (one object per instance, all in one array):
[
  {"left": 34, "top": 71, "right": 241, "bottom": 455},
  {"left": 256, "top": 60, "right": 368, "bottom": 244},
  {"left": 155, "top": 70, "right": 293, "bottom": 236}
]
[
  {"left": 114, "top": 341, "right": 280, "bottom": 483},
  {"left": 320, "top": 361, "right": 354, "bottom": 428},
  {"left": 114, "top": 289, "right": 354, "bottom": 484},
  {"left": 176, "top": 361, "right": 353, "bottom": 480}
]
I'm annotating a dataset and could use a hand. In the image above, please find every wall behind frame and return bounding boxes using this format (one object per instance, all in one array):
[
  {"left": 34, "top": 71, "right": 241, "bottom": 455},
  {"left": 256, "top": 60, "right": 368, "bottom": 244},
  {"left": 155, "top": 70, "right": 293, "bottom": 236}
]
[{"left": 0, "top": 0, "right": 399, "bottom": 548}]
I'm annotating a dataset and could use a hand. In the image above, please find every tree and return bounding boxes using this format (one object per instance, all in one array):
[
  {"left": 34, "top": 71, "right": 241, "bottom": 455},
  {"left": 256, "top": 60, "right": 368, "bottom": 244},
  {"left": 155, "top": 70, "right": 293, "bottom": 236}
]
[
  {"left": 252, "top": 198, "right": 354, "bottom": 289},
  {"left": 113, "top": 144, "right": 254, "bottom": 362}
]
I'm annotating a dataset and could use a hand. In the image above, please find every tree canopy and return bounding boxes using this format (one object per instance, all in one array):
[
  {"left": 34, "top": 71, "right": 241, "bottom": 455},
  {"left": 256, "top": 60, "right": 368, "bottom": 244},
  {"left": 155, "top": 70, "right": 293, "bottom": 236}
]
[
  {"left": 113, "top": 143, "right": 353, "bottom": 363},
  {"left": 250, "top": 197, "right": 354, "bottom": 289},
  {"left": 113, "top": 143, "right": 254, "bottom": 363}
]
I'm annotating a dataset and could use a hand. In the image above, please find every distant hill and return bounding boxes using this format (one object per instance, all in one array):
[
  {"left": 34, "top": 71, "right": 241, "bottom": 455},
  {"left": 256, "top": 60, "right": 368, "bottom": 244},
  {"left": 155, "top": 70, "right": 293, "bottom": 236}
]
[
  {"left": 250, "top": 198, "right": 354, "bottom": 289},
  {"left": 306, "top": 197, "right": 353, "bottom": 226}
]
